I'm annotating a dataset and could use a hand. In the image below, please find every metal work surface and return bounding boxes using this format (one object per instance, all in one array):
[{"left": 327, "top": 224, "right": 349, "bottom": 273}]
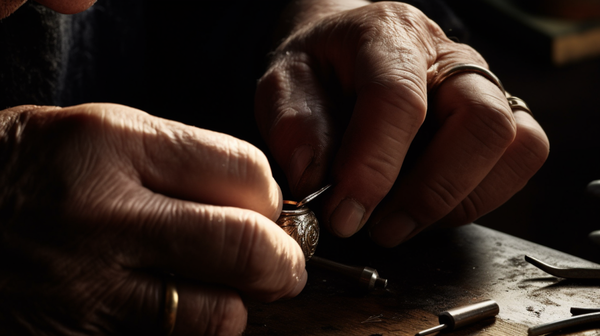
[{"left": 245, "top": 224, "right": 600, "bottom": 335}]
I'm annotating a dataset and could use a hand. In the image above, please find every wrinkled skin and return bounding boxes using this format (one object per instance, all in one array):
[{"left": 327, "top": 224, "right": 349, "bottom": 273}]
[
  {"left": 0, "top": 104, "right": 306, "bottom": 335},
  {"left": 255, "top": 1, "right": 549, "bottom": 247},
  {"left": 0, "top": 0, "right": 549, "bottom": 334}
]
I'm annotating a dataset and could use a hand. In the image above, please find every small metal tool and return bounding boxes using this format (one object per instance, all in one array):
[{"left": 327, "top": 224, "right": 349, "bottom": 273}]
[
  {"left": 525, "top": 255, "right": 600, "bottom": 279},
  {"left": 308, "top": 255, "right": 387, "bottom": 291},
  {"left": 571, "top": 307, "right": 600, "bottom": 315},
  {"left": 528, "top": 310, "right": 600, "bottom": 336},
  {"left": 586, "top": 180, "right": 600, "bottom": 245},
  {"left": 415, "top": 300, "right": 499, "bottom": 336}
]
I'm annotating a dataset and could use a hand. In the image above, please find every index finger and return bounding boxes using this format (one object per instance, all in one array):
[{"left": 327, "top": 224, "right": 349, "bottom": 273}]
[
  {"left": 110, "top": 188, "right": 307, "bottom": 302},
  {"left": 321, "top": 5, "right": 436, "bottom": 237}
]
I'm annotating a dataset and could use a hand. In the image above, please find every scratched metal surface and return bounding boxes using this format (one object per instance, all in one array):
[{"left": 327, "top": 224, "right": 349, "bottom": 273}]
[{"left": 244, "top": 224, "right": 600, "bottom": 335}]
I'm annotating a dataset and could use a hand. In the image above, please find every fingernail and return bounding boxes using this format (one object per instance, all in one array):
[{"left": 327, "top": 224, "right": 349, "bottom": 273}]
[
  {"left": 289, "top": 145, "right": 314, "bottom": 190},
  {"left": 330, "top": 198, "right": 365, "bottom": 237},
  {"left": 370, "top": 212, "right": 416, "bottom": 247}
]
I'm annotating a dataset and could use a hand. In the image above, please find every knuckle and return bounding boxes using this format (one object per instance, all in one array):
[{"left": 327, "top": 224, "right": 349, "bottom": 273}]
[
  {"left": 256, "top": 56, "right": 318, "bottom": 140},
  {"left": 519, "top": 123, "right": 550, "bottom": 163},
  {"left": 158, "top": 127, "right": 273, "bottom": 198},
  {"left": 224, "top": 136, "right": 272, "bottom": 190},
  {"left": 371, "top": 76, "right": 428, "bottom": 120},
  {"left": 25, "top": 103, "right": 123, "bottom": 143},
  {"left": 256, "top": 65, "right": 289, "bottom": 104},
  {"left": 483, "top": 104, "right": 518, "bottom": 146},
  {"left": 416, "top": 175, "right": 464, "bottom": 223},
  {"left": 230, "top": 211, "right": 264, "bottom": 279},
  {"left": 207, "top": 292, "right": 247, "bottom": 336},
  {"left": 450, "top": 190, "right": 486, "bottom": 225},
  {"left": 232, "top": 210, "right": 303, "bottom": 301},
  {"left": 257, "top": 52, "right": 311, "bottom": 93},
  {"left": 511, "top": 122, "right": 550, "bottom": 176},
  {"left": 463, "top": 99, "right": 517, "bottom": 156}
]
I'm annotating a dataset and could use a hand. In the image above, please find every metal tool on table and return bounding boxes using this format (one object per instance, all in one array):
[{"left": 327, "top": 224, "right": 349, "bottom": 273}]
[
  {"left": 308, "top": 255, "right": 387, "bottom": 291},
  {"left": 276, "top": 184, "right": 387, "bottom": 291},
  {"left": 571, "top": 307, "right": 600, "bottom": 315},
  {"left": 525, "top": 255, "right": 600, "bottom": 279},
  {"left": 586, "top": 180, "right": 600, "bottom": 246},
  {"left": 415, "top": 299, "right": 500, "bottom": 336},
  {"left": 527, "top": 307, "right": 600, "bottom": 336},
  {"left": 525, "top": 254, "right": 600, "bottom": 334}
]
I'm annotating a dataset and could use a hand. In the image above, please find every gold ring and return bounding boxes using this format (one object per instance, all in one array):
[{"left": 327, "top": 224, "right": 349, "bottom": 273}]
[
  {"left": 506, "top": 93, "right": 533, "bottom": 116},
  {"left": 430, "top": 63, "right": 533, "bottom": 116},
  {"left": 431, "top": 63, "right": 505, "bottom": 93},
  {"left": 164, "top": 278, "right": 179, "bottom": 336}
]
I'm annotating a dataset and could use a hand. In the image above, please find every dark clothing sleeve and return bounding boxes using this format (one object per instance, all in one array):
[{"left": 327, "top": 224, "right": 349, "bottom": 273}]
[{"left": 0, "top": 0, "right": 467, "bottom": 144}]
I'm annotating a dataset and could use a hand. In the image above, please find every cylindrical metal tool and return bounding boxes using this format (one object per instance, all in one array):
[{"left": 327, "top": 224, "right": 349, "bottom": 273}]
[
  {"left": 528, "top": 311, "right": 600, "bottom": 336},
  {"left": 416, "top": 299, "right": 500, "bottom": 335},
  {"left": 308, "top": 255, "right": 387, "bottom": 291}
]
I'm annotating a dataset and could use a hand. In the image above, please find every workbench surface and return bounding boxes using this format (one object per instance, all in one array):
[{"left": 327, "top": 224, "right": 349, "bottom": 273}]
[{"left": 245, "top": 224, "right": 600, "bottom": 335}]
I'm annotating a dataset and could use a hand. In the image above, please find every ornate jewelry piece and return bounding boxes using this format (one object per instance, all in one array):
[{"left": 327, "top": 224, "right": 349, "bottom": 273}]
[{"left": 276, "top": 185, "right": 331, "bottom": 260}]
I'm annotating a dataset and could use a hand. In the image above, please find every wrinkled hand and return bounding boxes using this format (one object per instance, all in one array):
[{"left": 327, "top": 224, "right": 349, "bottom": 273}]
[
  {"left": 0, "top": 104, "right": 306, "bottom": 335},
  {"left": 255, "top": 1, "right": 549, "bottom": 247}
]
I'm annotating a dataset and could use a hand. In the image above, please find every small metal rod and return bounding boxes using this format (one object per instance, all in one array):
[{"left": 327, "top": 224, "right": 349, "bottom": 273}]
[
  {"left": 308, "top": 255, "right": 387, "bottom": 291},
  {"left": 415, "top": 324, "right": 447, "bottom": 336},
  {"left": 528, "top": 312, "right": 600, "bottom": 336},
  {"left": 524, "top": 255, "right": 600, "bottom": 279}
]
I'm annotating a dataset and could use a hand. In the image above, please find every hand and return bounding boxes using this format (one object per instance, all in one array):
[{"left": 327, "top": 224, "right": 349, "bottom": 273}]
[
  {"left": 0, "top": 103, "right": 306, "bottom": 335},
  {"left": 255, "top": 1, "right": 549, "bottom": 247}
]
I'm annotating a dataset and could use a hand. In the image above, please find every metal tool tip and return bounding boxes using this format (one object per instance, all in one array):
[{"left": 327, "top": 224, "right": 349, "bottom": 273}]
[
  {"left": 375, "top": 277, "right": 388, "bottom": 289},
  {"left": 416, "top": 324, "right": 447, "bottom": 336}
]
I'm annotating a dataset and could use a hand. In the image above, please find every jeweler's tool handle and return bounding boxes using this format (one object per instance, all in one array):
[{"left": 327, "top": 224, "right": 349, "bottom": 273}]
[
  {"left": 439, "top": 299, "right": 500, "bottom": 329},
  {"left": 308, "top": 256, "right": 387, "bottom": 290}
]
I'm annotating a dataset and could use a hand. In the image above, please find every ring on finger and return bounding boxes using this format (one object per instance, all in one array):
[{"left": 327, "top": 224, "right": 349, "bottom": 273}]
[
  {"left": 505, "top": 93, "right": 532, "bottom": 116},
  {"left": 431, "top": 63, "right": 533, "bottom": 116},
  {"left": 163, "top": 277, "right": 179, "bottom": 336}
]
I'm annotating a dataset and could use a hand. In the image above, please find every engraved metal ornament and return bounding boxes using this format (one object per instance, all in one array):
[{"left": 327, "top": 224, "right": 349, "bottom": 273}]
[
  {"left": 276, "top": 185, "right": 331, "bottom": 261},
  {"left": 277, "top": 205, "right": 320, "bottom": 260}
]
